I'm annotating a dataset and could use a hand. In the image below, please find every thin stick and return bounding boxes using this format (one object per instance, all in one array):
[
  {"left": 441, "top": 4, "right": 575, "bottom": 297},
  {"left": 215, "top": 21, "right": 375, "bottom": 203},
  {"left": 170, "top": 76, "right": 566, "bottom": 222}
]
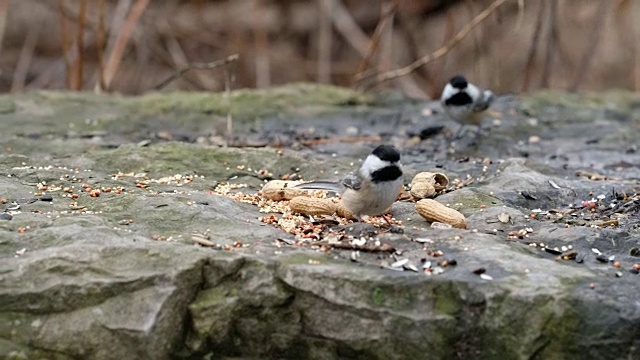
[
  {"left": 224, "top": 66, "right": 235, "bottom": 146},
  {"left": 103, "top": 0, "right": 149, "bottom": 90},
  {"left": 153, "top": 54, "right": 239, "bottom": 90},
  {"left": 515, "top": 0, "right": 524, "bottom": 29},
  {"left": 355, "top": 0, "right": 509, "bottom": 86},
  {"left": 315, "top": 241, "right": 396, "bottom": 253},
  {"left": 521, "top": 0, "right": 545, "bottom": 92},
  {"left": 540, "top": 0, "right": 557, "bottom": 88},
  {"left": 105, "top": 0, "right": 132, "bottom": 60},
  {"left": 58, "top": 0, "right": 72, "bottom": 88},
  {"left": 377, "top": 0, "right": 396, "bottom": 74},
  {"left": 299, "top": 135, "right": 381, "bottom": 146},
  {"left": 95, "top": 0, "right": 106, "bottom": 92},
  {"left": 353, "top": 0, "right": 399, "bottom": 81},
  {"left": 11, "top": 28, "right": 38, "bottom": 92},
  {"left": 465, "top": 0, "right": 482, "bottom": 81},
  {"left": 25, "top": 60, "right": 65, "bottom": 90},
  {"left": 0, "top": 0, "right": 10, "bottom": 55},
  {"left": 635, "top": 0, "right": 640, "bottom": 91},
  {"left": 253, "top": 0, "right": 270, "bottom": 88},
  {"left": 569, "top": 1, "right": 609, "bottom": 92},
  {"left": 74, "top": 0, "right": 87, "bottom": 90},
  {"left": 317, "top": 0, "right": 333, "bottom": 83},
  {"left": 321, "top": 0, "right": 369, "bottom": 56}
]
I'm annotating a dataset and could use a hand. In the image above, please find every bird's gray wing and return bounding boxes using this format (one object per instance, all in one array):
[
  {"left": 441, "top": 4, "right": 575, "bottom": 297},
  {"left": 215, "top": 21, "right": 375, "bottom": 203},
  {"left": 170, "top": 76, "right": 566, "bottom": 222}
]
[
  {"left": 341, "top": 172, "right": 363, "bottom": 191},
  {"left": 472, "top": 90, "right": 495, "bottom": 112},
  {"left": 294, "top": 180, "right": 343, "bottom": 193}
]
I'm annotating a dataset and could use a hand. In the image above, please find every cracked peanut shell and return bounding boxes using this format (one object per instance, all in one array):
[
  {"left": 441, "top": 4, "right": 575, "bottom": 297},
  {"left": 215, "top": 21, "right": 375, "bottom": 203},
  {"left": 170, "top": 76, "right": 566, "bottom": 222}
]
[
  {"left": 410, "top": 172, "right": 449, "bottom": 199},
  {"left": 261, "top": 180, "right": 308, "bottom": 201}
]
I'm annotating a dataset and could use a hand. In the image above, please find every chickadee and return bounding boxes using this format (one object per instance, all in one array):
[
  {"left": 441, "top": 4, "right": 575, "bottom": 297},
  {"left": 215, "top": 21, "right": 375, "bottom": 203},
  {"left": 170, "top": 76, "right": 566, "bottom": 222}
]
[
  {"left": 295, "top": 145, "right": 403, "bottom": 219},
  {"left": 440, "top": 75, "right": 495, "bottom": 138}
]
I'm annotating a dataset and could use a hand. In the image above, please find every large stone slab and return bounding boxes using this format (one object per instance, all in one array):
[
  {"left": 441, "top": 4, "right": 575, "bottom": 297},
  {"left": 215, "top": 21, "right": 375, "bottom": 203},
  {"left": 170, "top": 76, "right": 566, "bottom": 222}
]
[{"left": 0, "top": 84, "right": 639, "bottom": 359}]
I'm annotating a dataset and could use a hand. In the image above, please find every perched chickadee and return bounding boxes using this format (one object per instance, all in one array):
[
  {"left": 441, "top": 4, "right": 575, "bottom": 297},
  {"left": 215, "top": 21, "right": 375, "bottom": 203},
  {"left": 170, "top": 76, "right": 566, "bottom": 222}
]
[
  {"left": 295, "top": 145, "right": 403, "bottom": 219},
  {"left": 440, "top": 75, "right": 495, "bottom": 138}
]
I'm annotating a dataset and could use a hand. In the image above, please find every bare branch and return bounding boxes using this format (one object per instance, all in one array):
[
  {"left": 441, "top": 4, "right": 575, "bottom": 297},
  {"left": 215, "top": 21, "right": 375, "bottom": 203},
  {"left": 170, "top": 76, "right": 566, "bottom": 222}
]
[
  {"left": 95, "top": 0, "right": 106, "bottom": 92},
  {"left": 521, "top": 0, "right": 546, "bottom": 92},
  {"left": 317, "top": 0, "right": 333, "bottom": 83},
  {"left": 0, "top": 0, "right": 10, "bottom": 55},
  {"left": 253, "top": 0, "right": 270, "bottom": 88},
  {"left": 11, "top": 27, "right": 38, "bottom": 92},
  {"left": 58, "top": 0, "right": 72, "bottom": 88},
  {"left": 103, "top": 0, "right": 149, "bottom": 90},
  {"left": 315, "top": 240, "right": 396, "bottom": 253},
  {"left": 74, "top": 0, "right": 87, "bottom": 90},
  {"left": 153, "top": 54, "right": 240, "bottom": 90},
  {"left": 540, "top": 0, "right": 558, "bottom": 89},
  {"left": 352, "top": 0, "right": 399, "bottom": 81},
  {"left": 355, "top": 0, "right": 510, "bottom": 87},
  {"left": 569, "top": 1, "right": 609, "bottom": 92}
]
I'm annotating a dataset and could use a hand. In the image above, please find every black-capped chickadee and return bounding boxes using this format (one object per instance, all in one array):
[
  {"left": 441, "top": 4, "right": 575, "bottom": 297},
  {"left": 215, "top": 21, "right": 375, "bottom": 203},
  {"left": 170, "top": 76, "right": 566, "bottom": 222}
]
[
  {"left": 440, "top": 75, "right": 495, "bottom": 138},
  {"left": 295, "top": 145, "right": 403, "bottom": 219}
]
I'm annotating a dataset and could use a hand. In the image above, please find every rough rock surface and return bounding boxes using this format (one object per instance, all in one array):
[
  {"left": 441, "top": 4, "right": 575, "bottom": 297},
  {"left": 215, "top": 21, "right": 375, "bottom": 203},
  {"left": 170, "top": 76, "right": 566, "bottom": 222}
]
[{"left": 0, "top": 84, "right": 639, "bottom": 360}]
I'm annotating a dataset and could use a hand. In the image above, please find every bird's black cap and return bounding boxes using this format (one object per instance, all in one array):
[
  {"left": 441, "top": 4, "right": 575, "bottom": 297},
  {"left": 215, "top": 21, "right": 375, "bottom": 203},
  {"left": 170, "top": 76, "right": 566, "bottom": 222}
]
[
  {"left": 450, "top": 75, "right": 468, "bottom": 89},
  {"left": 372, "top": 145, "right": 400, "bottom": 163}
]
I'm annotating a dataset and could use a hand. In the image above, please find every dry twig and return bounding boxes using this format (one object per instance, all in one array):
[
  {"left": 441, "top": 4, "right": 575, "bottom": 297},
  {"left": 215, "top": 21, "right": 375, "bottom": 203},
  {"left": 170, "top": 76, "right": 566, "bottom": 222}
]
[
  {"left": 465, "top": 0, "right": 482, "bottom": 81},
  {"left": 103, "top": 0, "right": 149, "bottom": 90},
  {"left": 224, "top": 66, "right": 235, "bottom": 145},
  {"left": 11, "top": 28, "right": 38, "bottom": 92},
  {"left": 299, "top": 135, "right": 382, "bottom": 146},
  {"left": 58, "top": 0, "right": 72, "bottom": 88},
  {"left": 317, "top": 0, "right": 333, "bottom": 83},
  {"left": 355, "top": 0, "right": 510, "bottom": 87},
  {"left": 321, "top": 0, "right": 369, "bottom": 56},
  {"left": 569, "top": 1, "right": 609, "bottom": 92},
  {"left": 521, "top": 0, "right": 545, "bottom": 92},
  {"left": 253, "top": 0, "right": 270, "bottom": 88},
  {"left": 153, "top": 54, "right": 239, "bottom": 90},
  {"left": 74, "top": 0, "right": 87, "bottom": 90},
  {"left": 540, "top": 0, "right": 557, "bottom": 88},
  {"left": 95, "top": 0, "right": 106, "bottom": 92},
  {"left": 0, "top": 0, "right": 10, "bottom": 55},
  {"left": 315, "top": 241, "right": 396, "bottom": 253},
  {"left": 353, "top": 0, "right": 399, "bottom": 81}
]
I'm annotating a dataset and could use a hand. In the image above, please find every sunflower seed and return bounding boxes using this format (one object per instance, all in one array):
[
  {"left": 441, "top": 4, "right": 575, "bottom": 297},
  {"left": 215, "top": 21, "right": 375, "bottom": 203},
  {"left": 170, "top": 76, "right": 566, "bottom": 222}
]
[
  {"left": 403, "top": 263, "right": 419, "bottom": 272},
  {"left": 391, "top": 259, "right": 409, "bottom": 268}
]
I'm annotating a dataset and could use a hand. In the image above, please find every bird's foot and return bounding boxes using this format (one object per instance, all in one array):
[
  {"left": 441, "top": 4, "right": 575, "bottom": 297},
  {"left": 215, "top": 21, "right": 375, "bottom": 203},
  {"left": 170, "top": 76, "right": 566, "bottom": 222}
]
[{"left": 377, "top": 215, "right": 404, "bottom": 234}]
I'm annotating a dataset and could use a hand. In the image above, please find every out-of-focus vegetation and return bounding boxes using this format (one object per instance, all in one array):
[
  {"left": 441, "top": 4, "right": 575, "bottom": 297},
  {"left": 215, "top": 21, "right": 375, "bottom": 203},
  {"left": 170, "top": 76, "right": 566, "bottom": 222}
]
[{"left": 0, "top": 0, "right": 636, "bottom": 98}]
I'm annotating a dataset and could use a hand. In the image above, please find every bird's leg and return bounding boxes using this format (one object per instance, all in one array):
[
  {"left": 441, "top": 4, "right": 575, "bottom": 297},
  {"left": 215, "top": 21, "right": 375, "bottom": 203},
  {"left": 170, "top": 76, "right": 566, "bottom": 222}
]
[
  {"left": 380, "top": 214, "right": 403, "bottom": 233},
  {"left": 382, "top": 215, "right": 392, "bottom": 228},
  {"left": 453, "top": 124, "right": 466, "bottom": 139},
  {"left": 469, "top": 126, "right": 483, "bottom": 146}
]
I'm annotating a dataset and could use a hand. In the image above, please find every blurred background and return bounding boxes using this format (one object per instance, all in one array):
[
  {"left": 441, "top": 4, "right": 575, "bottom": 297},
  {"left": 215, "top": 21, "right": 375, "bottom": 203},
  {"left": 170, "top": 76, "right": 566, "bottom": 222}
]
[{"left": 0, "top": 0, "right": 637, "bottom": 98}]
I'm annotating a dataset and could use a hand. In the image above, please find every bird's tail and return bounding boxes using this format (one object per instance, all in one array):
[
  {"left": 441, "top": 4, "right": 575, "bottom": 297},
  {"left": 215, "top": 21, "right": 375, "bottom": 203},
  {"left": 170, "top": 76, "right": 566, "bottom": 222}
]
[{"left": 294, "top": 181, "right": 343, "bottom": 193}]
